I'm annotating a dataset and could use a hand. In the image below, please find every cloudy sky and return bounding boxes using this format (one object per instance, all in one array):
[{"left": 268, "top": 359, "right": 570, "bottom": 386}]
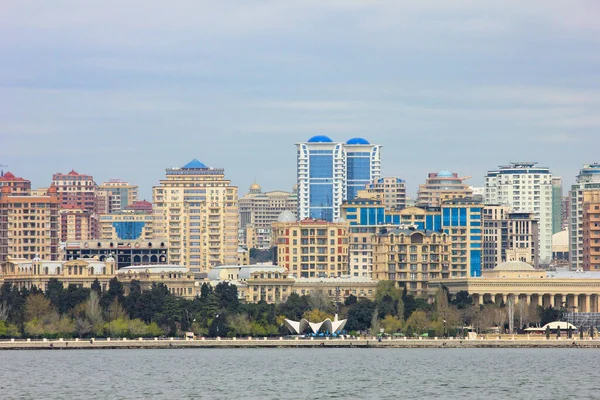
[{"left": 2, "top": 1, "right": 599, "bottom": 199}]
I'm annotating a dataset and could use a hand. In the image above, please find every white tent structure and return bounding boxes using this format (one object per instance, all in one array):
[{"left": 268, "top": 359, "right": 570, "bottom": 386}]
[
  {"left": 525, "top": 321, "right": 578, "bottom": 333},
  {"left": 284, "top": 314, "right": 347, "bottom": 335}
]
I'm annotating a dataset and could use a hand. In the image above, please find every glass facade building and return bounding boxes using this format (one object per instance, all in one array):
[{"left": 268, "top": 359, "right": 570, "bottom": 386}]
[{"left": 296, "top": 136, "right": 381, "bottom": 222}]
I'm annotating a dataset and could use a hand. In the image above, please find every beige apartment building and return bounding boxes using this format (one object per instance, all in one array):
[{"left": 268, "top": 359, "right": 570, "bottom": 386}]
[
  {"left": 364, "top": 177, "right": 407, "bottom": 210},
  {"left": 582, "top": 191, "right": 600, "bottom": 271},
  {"left": 0, "top": 186, "right": 60, "bottom": 262},
  {"left": 153, "top": 159, "right": 238, "bottom": 271},
  {"left": 97, "top": 179, "right": 139, "bottom": 213},
  {"left": 373, "top": 229, "right": 450, "bottom": 296},
  {"left": 416, "top": 171, "right": 472, "bottom": 207},
  {"left": 482, "top": 205, "right": 539, "bottom": 270},
  {"left": 99, "top": 211, "right": 155, "bottom": 241},
  {"left": 239, "top": 183, "right": 297, "bottom": 250},
  {"left": 272, "top": 218, "right": 349, "bottom": 278}
]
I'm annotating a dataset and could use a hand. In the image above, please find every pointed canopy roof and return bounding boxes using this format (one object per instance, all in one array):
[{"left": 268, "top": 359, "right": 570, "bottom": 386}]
[{"left": 183, "top": 159, "right": 208, "bottom": 169}]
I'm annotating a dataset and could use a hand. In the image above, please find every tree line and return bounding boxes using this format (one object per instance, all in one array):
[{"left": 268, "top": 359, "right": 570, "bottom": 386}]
[{"left": 0, "top": 278, "right": 562, "bottom": 339}]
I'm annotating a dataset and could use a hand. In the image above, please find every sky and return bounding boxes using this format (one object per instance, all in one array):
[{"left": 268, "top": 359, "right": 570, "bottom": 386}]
[{"left": 2, "top": 1, "right": 600, "bottom": 199}]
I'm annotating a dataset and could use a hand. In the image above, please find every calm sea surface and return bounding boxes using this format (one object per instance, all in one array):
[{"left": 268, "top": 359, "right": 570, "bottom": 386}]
[{"left": 1, "top": 348, "right": 599, "bottom": 399}]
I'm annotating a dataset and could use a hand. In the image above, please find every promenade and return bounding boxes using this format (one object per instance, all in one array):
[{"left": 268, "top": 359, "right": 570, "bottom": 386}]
[{"left": 2, "top": 336, "right": 600, "bottom": 350}]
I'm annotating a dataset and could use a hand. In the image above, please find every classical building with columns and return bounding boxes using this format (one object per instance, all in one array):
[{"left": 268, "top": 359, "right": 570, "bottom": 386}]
[{"left": 432, "top": 260, "right": 600, "bottom": 312}]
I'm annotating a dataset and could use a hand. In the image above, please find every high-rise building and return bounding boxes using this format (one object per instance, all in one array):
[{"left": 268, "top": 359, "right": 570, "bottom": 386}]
[
  {"left": 272, "top": 215, "right": 349, "bottom": 278},
  {"left": 97, "top": 179, "right": 139, "bottom": 213},
  {"left": 482, "top": 205, "right": 538, "bottom": 270},
  {"left": 239, "top": 183, "right": 297, "bottom": 250},
  {"left": 296, "top": 135, "right": 381, "bottom": 222},
  {"left": 485, "top": 162, "right": 553, "bottom": 264},
  {"left": 552, "top": 177, "right": 563, "bottom": 235},
  {"left": 152, "top": 159, "right": 238, "bottom": 271},
  {"left": 416, "top": 171, "right": 472, "bottom": 207},
  {"left": 0, "top": 172, "right": 31, "bottom": 197},
  {"left": 582, "top": 192, "right": 600, "bottom": 271},
  {"left": 364, "top": 177, "right": 406, "bottom": 210},
  {"left": 569, "top": 163, "right": 600, "bottom": 271},
  {"left": 99, "top": 212, "right": 155, "bottom": 241},
  {"left": 52, "top": 170, "right": 99, "bottom": 241},
  {"left": 0, "top": 185, "right": 60, "bottom": 262}
]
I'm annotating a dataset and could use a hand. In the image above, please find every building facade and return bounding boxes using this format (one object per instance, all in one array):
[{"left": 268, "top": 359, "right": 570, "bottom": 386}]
[
  {"left": 97, "top": 179, "right": 139, "bottom": 213},
  {"left": 272, "top": 218, "right": 349, "bottom": 278},
  {"left": 296, "top": 135, "right": 381, "bottom": 222},
  {"left": 485, "top": 162, "right": 553, "bottom": 264},
  {"left": 482, "top": 205, "right": 539, "bottom": 270},
  {"left": 239, "top": 183, "right": 297, "bottom": 250},
  {"left": 64, "top": 240, "right": 168, "bottom": 270},
  {"left": 52, "top": 170, "right": 99, "bottom": 241},
  {"left": 582, "top": 191, "right": 600, "bottom": 271},
  {"left": 117, "top": 265, "right": 197, "bottom": 299},
  {"left": 373, "top": 229, "right": 450, "bottom": 296},
  {"left": 552, "top": 177, "right": 563, "bottom": 235},
  {"left": 153, "top": 159, "right": 239, "bottom": 271},
  {"left": 99, "top": 211, "right": 155, "bottom": 241},
  {"left": 0, "top": 172, "right": 31, "bottom": 197},
  {"left": 569, "top": 163, "right": 600, "bottom": 271},
  {"left": 364, "top": 177, "right": 406, "bottom": 210},
  {"left": 0, "top": 186, "right": 60, "bottom": 262},
  {"left": 416, "top": 171, "right": 472, "bottom": 207}
]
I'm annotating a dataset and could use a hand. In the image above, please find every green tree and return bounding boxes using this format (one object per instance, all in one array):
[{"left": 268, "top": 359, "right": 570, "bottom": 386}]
[
  {"left": 302, "top": 309, "right": 333, "bottom": 322},
  {"left": 277, "top": 293, "right": 310, "bottom": 320},
  {"left": 226, "top": 313, "right": 252, "bottom": 337},
  {"left": 381, "top": 315, "right": 403, "bottom": 334},
  {"left": 346, "top": 299, "right": 376, "bottom": 332},
  {"left": 344, "top": 294, "right": 358, "bottom": 306},
  {"left": 405, "top": 310, "right": 429, "bottom": 334}
]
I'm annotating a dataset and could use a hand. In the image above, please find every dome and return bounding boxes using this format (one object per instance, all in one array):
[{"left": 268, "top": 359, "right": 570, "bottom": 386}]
[
  {"left": 494, "top": 261, "right": 535, "bottom": 271},
  {"left": 277, "top": 210, "right": 296, "bottom": 223},
  {"left": 2, "top": 172, "right": 14, "bottom": 179},
  {"left": 249, "top": 183, "right": 261, "bottom": 191},
  {"left": 346, "top": 137, "right": 370, "bottom": 145},
  {"left": 307, "top": 135, "right": 333, "bottom": 143},
  {"left": 183, "top": 159, "right": 208, "bottom": 169},
  {"left": 437, "top": 170, "right": 454, "bottom": 178}
]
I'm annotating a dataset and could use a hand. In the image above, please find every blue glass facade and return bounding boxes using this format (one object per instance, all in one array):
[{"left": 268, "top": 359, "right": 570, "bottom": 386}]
[
  {"left": 308, "top": 151, "right": 334, "bottom": 221},
  {"left": 112, "top": 222, "right": 145, "bottom": 240},
  {"left": 346, "top": 151, "right": 372, "bottom": 201}
]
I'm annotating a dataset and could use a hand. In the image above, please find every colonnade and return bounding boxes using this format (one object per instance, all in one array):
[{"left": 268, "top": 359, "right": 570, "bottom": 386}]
[{"left": 471, "top": 293, "right": 600, "bottom": 313}]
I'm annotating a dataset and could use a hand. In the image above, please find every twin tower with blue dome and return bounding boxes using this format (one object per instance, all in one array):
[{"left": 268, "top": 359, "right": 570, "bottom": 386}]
[{"left": 297, "top": 135, "right": 382, "bottom": 223}]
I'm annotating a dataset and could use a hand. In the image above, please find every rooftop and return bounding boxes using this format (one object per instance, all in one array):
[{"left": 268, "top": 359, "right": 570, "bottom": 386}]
[
  {"left": 182, "top": 159, "right": 208, "bottom": 169},
  {"left": 346, "top": 137, "right": 370, "bottom": 145},
  {"left": 494, "top": 261, "right": 536, "bottom": 271},
  {"left": 307, "top": 135, "right": 333, "bottom": 143},
  {"left": 118, "top": 264, "right": 189, "bottom": 274}
]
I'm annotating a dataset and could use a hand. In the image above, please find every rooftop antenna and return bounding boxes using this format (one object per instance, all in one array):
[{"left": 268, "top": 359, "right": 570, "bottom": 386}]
[{"left": 0, "top": 164, "right": 7, "bottom": 177}]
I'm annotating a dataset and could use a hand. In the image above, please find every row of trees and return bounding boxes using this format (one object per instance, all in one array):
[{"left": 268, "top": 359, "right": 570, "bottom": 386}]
[{"left": 0, "top": 279, "right": 561, "bottom": 339}]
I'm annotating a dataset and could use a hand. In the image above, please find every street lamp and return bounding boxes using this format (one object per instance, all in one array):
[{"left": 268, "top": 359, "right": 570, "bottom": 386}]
[{"left": 443, "top": 318, "right": 447, "bottom": 338}]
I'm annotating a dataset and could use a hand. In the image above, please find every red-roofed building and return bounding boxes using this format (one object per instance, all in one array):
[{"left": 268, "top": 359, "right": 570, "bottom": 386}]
[
  {"left": 125, "top": 200, "right": 153, "bottom": 213},
  {"left": 0, "top": 171, "right": 31, "bottom": 197},
  {"left": 52, "top": 170, "right": 99, "bottom": 240}
]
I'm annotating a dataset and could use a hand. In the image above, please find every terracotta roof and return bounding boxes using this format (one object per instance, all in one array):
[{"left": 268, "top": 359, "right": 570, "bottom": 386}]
[{"left": 0, "top": 172, "right": 28, "bottom": 182}]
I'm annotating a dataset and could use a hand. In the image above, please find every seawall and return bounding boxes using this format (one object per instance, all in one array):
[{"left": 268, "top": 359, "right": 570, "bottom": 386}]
[{"left": 2, "top": 337, "right": 600, "bottom": 350}]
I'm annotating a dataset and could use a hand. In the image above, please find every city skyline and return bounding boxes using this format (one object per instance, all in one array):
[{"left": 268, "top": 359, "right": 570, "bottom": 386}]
[{"left": 2, "top": 2, "right": 599, "bottom": 199}]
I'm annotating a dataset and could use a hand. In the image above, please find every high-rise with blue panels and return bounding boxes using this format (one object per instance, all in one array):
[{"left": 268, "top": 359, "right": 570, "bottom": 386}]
[{"left": 297, "top": 135, "right": 381, "bottom": 222}]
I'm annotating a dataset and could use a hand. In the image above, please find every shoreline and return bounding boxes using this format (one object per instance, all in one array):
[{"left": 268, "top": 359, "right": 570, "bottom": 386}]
[{"left": 2, "top": 337, "right": 600, "bottom": 350}]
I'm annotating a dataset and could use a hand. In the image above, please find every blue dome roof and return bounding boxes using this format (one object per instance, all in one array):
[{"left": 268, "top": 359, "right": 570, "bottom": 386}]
[
  {"left": 437, "top": 170, "right": 453, "bottom": 178},
  {"left": 307, "top": 135, "right": 333, "bottom": 143},
  {"left": 183, "top": 159, "right": 208, "bottom": 169},
  {"left": 346, "top": 137, "right": 370, "bottom": 145}
]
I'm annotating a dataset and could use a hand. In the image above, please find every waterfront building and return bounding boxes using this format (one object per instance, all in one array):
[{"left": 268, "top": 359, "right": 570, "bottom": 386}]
[
  {"left": 482, "top": 205, "right": 539, "bottom": 270},
  {"left": 0, "top": 186, "right": 60, "bottom": 262},
  {"left": 117, "top": 264, "right": 197, "bottom": 299},
  {"left": 97, "top": 179, "right": 139, "bottom": 213},
  {"left": 272, "top": 216, "right": 349, "bottom": 278},
  {"left": 484, "top": 162, "right": 553, "bottom": 265},
  {"left": 416, "top": 171, "right": 472, "bottom": 207},
  {"left": 239, "top": 183, "right": 297, "bottom": 250},
  {"left": 432, "top": 260, "right": 600, "bottom": 312},
  {"left": 364, "top": 177, "right": 406, "bottom": 210},
  {"left": 52, "top": 170, "right": 99, "bottom": 241},
  {"left": 296, "top": 135, "right": 381, "bottom": 222},
  {"left": 0, "top": 256, "right": 116, "bottom": 291},
  {"left": 0, "top": 172, "right": 31, "bottom": 197},
  {"left": 569, "top": 163, "right": 600, "bottom": 271},
  {"left": 153, "top": 159, "right": 239, "bottom": 271},
  {"left": 373, "top": 229, "right": 450, "bottom": 296},
  {"left": 64, "top": 240, "right": 167, "bottom": 270},
  {"left": 552, "top": 177, "right": 563, "bottom": 235},
  {"left": 207, "top": 264, "right": 378, "bottom": 303}
]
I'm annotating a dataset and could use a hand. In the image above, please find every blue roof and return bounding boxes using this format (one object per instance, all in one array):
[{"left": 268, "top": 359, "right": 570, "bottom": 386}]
[
  {"left": 437, "top": 170, "right": 453, "bottom": 178},
  {"left": 346, "top": 137, "right": 370, "bottom": 145},
  {"left": 183, "top": 159, "right": 208, "bottom": 169},
  {"left": 307, "top": 135, "right": 333, "bottom": 143}
]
